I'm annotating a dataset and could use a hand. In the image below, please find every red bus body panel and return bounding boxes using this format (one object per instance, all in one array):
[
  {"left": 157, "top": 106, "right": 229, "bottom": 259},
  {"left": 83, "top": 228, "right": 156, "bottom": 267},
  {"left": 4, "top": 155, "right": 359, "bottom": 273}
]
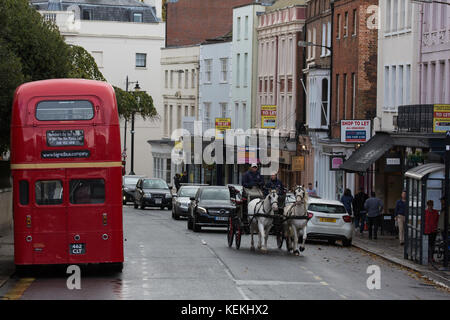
[{"left": 11, "top": 79, "right": 123, "bottom": 266}]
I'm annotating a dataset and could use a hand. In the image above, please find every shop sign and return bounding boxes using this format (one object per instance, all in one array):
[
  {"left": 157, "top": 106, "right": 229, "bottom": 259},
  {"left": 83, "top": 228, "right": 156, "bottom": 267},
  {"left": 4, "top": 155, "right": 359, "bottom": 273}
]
[
  {"left": 433, "top": 104, "right": 450, "bottom": 133},
  {"left": 237, "top": 146, "right": 258, "bottom": 164},
  {"left": 261, "top": 105, "right": 277, "bottom": 129},
  {"left": 330, "top": 155, "right": 345, "bottom": 171},
  {"left": 292, "top": 156, "right": 304, "bottom": 172},
  {"left": 340, "top": 120, "right": 371, "bottom": 143},
  {"left": 215, "top": 118, "right": 231, "bottom": 139}
]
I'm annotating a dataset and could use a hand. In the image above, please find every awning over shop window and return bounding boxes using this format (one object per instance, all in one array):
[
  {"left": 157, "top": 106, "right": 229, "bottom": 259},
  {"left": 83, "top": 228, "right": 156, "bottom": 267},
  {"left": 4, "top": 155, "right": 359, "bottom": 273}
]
[
  {"left": 339, "top": 133, "right": 393, "bottom": 172},
  {"left": 339, "top": 132, "right": 432, "bottom": 173}
]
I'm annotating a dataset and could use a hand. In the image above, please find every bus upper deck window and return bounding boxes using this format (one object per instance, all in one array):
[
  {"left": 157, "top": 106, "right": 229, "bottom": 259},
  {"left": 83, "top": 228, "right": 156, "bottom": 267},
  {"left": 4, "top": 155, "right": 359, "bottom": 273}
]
[
  {"left": 36, "top": 100, "right": 94, "bottom": 121},
  {"left": 19, "top": 180, "right": 29, "bottom": 205},
  {"left": 35, "top": 180, "right": 63, "bottom": 205}
]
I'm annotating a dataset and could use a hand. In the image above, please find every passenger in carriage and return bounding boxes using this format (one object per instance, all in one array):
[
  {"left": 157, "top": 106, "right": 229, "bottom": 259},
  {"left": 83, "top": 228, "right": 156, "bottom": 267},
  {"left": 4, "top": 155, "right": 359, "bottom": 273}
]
[{"left": 265, "top": 172, "right": 285, "bottom": 210}]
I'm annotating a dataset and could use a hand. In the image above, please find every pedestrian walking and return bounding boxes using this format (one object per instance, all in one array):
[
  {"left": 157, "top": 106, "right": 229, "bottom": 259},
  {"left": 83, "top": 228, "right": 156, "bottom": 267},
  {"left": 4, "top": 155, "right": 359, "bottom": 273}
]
[
  {"left": 424, "top": 200, "right": 439, "bottom": 263},
  {"left": 394, "top": 191, "right": 407, "bottom": 245},
  {"left": 364, "top": 191, "right": 383, "bottom": 240},
  {"left": 306, "top": 182, "right": 317, "bottom": 197},
  {"left": 353, "top": 187, "right": 368, "bottom": 233},
  {"left": 340, "top": 189, "right": 353, "bottom": 217},
  {"left": 174, "top": 173, "right": 181, "bottom": 192}
]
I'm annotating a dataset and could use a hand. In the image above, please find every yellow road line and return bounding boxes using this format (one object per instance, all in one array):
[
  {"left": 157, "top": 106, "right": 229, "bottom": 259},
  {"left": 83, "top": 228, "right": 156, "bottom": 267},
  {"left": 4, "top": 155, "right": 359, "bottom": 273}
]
[
  {"left": 2, "top": 278, "right": 35, "bottom": 300},
  {"left": 11, "top": 162, "right": 122, "bottom": 170}
]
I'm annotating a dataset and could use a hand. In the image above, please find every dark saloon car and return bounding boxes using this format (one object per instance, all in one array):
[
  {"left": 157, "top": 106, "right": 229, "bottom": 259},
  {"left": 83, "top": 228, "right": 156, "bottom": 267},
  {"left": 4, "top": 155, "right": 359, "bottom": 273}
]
[
  {"left": 122, "top": 175, "right": 146, "bottom": 205},
  {"left": 134, "top": 178, "right": 172, "bottom": 210},
  {"left": 187, "top": 186, "right": 235, "bottom": 232},
  {"left": 172, "top": 185, "right": 203, "bottom": 220}
]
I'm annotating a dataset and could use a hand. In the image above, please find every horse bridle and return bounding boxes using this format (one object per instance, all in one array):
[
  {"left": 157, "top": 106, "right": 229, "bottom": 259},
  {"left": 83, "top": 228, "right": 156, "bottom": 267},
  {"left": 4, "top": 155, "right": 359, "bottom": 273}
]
[
  {"left": 256, "top": 190, "right": 279, "bottom": 214},
  {"left": 294, "top": 186, "right": 306, "bottom": 205}
]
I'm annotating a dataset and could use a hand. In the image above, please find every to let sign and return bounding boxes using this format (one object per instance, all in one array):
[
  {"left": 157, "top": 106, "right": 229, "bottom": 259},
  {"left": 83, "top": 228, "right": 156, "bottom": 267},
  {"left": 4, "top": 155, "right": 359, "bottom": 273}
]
[
  {"left": 340, "top": 120, "right": 371, "bottom": 143},
  {"left": 261, "top": 105, "right": 277, "bottom": 129},
  {"left": 433, "top": 105, "right": 450, "bottom": 133}
]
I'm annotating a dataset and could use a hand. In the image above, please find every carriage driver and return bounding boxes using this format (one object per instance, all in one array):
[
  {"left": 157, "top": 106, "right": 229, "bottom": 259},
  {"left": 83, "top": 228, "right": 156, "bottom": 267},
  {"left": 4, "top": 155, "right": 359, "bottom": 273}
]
[{"left": 265, "top": 172, "right": 285, "bottom": 210}]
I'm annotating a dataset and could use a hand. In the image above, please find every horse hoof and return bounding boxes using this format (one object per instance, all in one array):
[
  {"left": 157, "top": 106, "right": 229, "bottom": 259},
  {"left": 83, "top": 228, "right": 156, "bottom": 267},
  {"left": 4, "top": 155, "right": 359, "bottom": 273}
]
[
  {"left": 294, "top": 250, "right": 300, "bottom": 256},
  {"left": 250, "top": 246, "right": 255, "bottom": 251},
  {"left": 299, "top": 247, "right": 305, "bottom": 252}
]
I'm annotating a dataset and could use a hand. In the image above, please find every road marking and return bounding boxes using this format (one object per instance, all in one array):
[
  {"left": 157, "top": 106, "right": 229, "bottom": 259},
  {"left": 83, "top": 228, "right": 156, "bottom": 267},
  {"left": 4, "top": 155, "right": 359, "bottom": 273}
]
[
  {"left": 320, "top": 281, "right": 329, "bottom": 286},
  {"left": 235, "top": 280, "right": 324, "bottom": 286},
  {"left": 314, "top": 275, "right": 323, "bottom": 281},
  {"left": 2, "top": 278, "right": 35, "bottom": 300}
]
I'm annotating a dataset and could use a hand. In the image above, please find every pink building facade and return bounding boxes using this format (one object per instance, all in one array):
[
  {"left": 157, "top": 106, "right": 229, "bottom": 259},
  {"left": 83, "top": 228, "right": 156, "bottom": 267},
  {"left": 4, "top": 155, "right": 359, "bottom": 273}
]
[
  {"left": 256, "top": 3, "right": 307, "bottom": 187},
  {"left": 419, "top": 1, "right": 450, "bottom": 104}
]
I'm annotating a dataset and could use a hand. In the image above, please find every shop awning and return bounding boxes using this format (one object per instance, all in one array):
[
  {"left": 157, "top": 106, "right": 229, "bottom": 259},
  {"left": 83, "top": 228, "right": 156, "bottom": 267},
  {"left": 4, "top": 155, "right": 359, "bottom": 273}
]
[{"left": 339, "top": 133, "right": 393, "bottom": 172}]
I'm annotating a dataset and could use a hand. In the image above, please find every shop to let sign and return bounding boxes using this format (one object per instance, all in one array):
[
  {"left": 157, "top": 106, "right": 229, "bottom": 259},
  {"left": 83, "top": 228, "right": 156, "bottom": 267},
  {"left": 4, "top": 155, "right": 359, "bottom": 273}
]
[
  {"left": 433, "top": 105, "right": 450, "bottom": 133},
  {"left": 261, "top": 105, "right": 277, "bottom": 129},
  {"left": 340, "top": 120, "right": 371, "bottom": 143}
]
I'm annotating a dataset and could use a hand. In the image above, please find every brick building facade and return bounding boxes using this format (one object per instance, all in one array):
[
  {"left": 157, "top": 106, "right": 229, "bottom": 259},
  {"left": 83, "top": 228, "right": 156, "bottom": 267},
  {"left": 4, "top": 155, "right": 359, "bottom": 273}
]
[
  {"left": 330, "top": 0, "right": 378, "bottom": 139},
  {"left": 165, "top": 0, "right": 255, "bottom": 47}
]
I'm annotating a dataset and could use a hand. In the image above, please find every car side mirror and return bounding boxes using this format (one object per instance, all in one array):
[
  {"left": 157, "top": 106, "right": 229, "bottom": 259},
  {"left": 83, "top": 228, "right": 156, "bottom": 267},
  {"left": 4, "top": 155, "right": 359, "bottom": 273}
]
[{"left": 190, "top": 197, "right": 195, "bottom": 201}]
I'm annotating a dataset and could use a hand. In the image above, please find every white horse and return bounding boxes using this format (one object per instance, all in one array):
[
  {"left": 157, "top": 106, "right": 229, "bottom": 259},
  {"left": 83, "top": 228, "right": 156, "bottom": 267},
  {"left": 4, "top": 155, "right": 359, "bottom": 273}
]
[
  {"left": 283, "top": 185, "right": 309, "bottom": 255},
  {"left": 248, "top": 189, "right": 279, "bottom": 253}
]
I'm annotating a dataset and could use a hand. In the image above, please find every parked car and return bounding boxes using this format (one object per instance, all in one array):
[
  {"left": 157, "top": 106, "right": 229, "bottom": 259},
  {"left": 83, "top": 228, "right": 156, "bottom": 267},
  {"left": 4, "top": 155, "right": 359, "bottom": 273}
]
[
  {"left": 172, "top": 185, "right": 203, "bottom": 220},
  {"left": 122, "top": 175, "right": 146, "bottom": 205},
  {"left": 187, "top": 186, "right": 235, "bottom": 232},
  {"left": 134, "top": 178, "right": 172, "bottom": 210},
  {"left": 304, "top": 197, "right": 353, "bottom": 246}
]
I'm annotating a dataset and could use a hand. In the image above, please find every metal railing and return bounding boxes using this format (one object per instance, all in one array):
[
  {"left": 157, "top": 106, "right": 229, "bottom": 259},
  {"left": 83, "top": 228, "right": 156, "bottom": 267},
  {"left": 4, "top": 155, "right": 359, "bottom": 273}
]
[{"left": 397, "top": 104, "right": 434, "bottom": 133}]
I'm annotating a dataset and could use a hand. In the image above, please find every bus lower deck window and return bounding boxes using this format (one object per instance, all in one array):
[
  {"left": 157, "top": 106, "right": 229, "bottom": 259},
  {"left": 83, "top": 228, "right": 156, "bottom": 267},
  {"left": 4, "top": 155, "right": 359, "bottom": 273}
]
[
  {"left": 70, "top": 179, "right": 105, "bottom": 204},
  {"left": 35, "top": 180, "right": 63, "bottom": 205},
  {"left": 19, "top": 180, "right": 29, "bottom": 205}
]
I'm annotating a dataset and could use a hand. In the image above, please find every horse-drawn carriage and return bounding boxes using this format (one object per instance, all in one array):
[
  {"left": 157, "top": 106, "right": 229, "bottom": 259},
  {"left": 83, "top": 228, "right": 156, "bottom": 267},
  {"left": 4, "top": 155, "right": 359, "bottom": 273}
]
[{"left": 227, "top": 185, "right": 313, "bottom": 255}]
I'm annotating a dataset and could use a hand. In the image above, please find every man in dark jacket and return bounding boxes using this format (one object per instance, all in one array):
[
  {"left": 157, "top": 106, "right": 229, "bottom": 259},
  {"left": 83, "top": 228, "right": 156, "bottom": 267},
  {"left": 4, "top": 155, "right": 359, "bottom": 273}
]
[
  {"left": 353, "top": 187, "right": 368, "bottom": 233},
  {"left": 174, "top": 173, "right": 181, "bottom": 192},
  {"left": 180, "top": 171, "right": 188, "bottom": 184},
  {"left": 364, "top": 191, "right": 383, "bottom": 240},
  {"left": 265, "top": 172, "right": 285, "bottom": 208},
  {"left": 241, "top": 164, "right": 264, "bottom": 220}
]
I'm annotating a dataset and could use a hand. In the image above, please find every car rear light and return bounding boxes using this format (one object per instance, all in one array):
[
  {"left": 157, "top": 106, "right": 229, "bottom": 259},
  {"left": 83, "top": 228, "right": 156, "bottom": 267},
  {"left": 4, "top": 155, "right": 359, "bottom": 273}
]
[
  {"left": 343, "top": 215, "right": 352, "bottom": 223},
  {"left": 307, "top": 211, "right": 313, "bottom": 219},
  {"left": 26, "top": 215, "right": 31, "bottom": 228},
  {"left": 242, "top": 197, "right": 247, "bottom": 201},
  {"left": 103, "top": 213, "right": 108, "bottom": 226}
]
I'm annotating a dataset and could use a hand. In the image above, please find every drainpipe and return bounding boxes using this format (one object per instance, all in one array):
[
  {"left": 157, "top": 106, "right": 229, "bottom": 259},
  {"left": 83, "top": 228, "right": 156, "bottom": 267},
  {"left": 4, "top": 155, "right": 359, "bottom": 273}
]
[{"left": 328, "top": 0, "right": 334, "bottom": 140}]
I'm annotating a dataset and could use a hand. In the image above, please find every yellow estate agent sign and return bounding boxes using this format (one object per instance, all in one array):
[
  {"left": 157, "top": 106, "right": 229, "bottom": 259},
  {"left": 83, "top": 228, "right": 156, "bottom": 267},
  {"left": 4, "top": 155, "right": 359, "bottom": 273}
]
[{"left": 261, "top": 105, "right": 277, "bottom": 129}]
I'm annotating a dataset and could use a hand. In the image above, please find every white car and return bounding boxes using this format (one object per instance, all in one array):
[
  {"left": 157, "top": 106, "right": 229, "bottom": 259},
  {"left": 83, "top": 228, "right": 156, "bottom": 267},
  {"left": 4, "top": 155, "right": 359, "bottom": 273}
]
[{"left": 304, "top": 197, "right": 353, "bottom": 247}]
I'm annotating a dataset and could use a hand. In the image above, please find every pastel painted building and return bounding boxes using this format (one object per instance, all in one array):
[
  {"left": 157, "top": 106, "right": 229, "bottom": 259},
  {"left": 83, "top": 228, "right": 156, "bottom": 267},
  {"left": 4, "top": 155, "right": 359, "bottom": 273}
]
[
  {"left": 232, "top": 3, "right": 267, "bottom": 131},
  {"left": 256, "top": 0, "right": 307, "bottom": 187},
  {"left": 419, "top": 0, "right": 450, "bottom": 104}
]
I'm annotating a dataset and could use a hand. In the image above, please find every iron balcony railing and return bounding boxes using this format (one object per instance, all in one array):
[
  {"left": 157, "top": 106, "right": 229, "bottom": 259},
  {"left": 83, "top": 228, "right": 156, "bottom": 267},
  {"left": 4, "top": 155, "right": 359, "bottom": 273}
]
[{"left": 397, "top": 104, "right": 434, "bottom": 133}]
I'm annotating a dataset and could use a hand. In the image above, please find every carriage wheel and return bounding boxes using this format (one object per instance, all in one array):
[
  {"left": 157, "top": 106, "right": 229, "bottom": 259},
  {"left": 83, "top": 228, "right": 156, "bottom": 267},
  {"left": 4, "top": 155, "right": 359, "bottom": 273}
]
[
  {"left": 235, "top": 223, "right": 242, "bottom": 250},
  {"left": 277, "top": 233, "right": 284, "bottom": 249},
  {"left": 227, "top": 216, "right": 234, "bottom": 247}
]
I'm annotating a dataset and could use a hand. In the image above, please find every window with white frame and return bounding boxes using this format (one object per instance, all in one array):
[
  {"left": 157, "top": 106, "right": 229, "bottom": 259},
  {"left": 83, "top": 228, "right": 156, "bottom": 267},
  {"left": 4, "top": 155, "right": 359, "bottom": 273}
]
[
  {"left": 220, "top": 103, "right": 228, "bottom": 118},
  {"left": 191, "top": 69, "right": 195, "bottom": 88},
  {"left": 165, "top": 70, "right": 168, "bottom": 88},
  {"left": 236, "top": 53, "right": 240, "bottom": 87},
  {"left": 327, "top": 21, "right": 331, "bottom": 55},
  {"left": 220, "top": 58, "right": 228, "bottom": 82},
  {"left": 391, "top": 65, "right": 397, "bottom": 108},
  {"left": 398, "top": 65, "right": 404, "bottom": 106},
  {"left": 204, "top": 102, "right": 211, "bottom": 128},
  {"left": 352, "top": 9, "right": 357, "bottom": 36},
  {"left": 245, "top": 16, "right": 249, "bottom": 39},
  {"left": 164, "top": 104, "right": 168, "bottom": 136},
  {"left": 386, "top": 0, "right": 391, "bottom": 32},
  {"left": 384, "top": 66, "right": 390, "bottom": 109},
  {"left": 344, "top": 12, "right": 348, "bottom": 37},
  {"left": 204, "top": 59, "right": 212, "bottom": 83},
  {"left": 237, "top": 17, "right": 241, "bottom": 41},
  {"left": 244, "top": 53, "right": 248, "bottom": 87},
  {"left": 170, "top": 70, "right": 174, "bottom": 88},
  {"left": 178, "top": 70, "right": 182, "bottom": 89},
  {"left": 321, "top": 23, "right": 327, "bottom": 56},
  {"left": 185, "top": 69, "right": 189, "bottom": 89}
]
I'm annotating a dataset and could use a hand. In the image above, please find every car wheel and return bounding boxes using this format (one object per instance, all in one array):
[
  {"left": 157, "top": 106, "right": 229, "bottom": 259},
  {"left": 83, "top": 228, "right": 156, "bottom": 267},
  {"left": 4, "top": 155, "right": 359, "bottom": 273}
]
[
  {"left": 140, "top": 201, "right": 145, "bottom": 210},
  {"left": 328, "top": 239, "right": 336, "bottom": 246},
  {"left": 193, "top": 214, "right": 201, "bottom": 232},
  {"left": 342, "top": 238, "right": 352, "bottom": 247}
]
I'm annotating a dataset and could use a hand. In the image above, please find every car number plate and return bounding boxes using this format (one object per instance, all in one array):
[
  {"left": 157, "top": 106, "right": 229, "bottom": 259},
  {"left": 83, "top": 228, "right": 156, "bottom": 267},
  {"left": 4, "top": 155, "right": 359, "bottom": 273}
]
[
  {"left": 69, "top": 243, "right": 85, "bottom": 255},
  {"left": 319, "top": 218, "right": 336, "bottom": 223},
  {"left": 155, "top": 199, "right": 162, "bottom": 204},
  {"left": 215, "top": 217, "right": 228, "bottom": 221}
]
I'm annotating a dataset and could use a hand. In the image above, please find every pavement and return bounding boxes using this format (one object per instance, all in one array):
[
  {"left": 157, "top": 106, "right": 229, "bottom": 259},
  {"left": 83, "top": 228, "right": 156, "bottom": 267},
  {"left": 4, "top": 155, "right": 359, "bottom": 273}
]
[
  {"left": 0, "top": 223, "right": 449, "bottom": 294},
  {"left": 352, "top": 229, "right": 450, "bottom": 290}
]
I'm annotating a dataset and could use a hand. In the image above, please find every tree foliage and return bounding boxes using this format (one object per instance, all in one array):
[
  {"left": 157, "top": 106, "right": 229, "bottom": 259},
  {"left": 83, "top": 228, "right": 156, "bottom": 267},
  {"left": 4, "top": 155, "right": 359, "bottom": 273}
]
[{"left": 0, "top": 0, "right": 158, "bottom": 154}]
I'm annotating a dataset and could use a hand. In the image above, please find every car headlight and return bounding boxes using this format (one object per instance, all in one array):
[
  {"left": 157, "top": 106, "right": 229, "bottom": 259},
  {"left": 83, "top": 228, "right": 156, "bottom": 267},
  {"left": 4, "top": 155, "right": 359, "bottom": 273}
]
[
  {"left": 197, "top": 206, "right": 207, "bottom": 214},
  {"left": 144, "top": 193, "right": 152, "bottom": 198},
  {"left": 123, "top": 187, "right": 129, "bottom": 191}
]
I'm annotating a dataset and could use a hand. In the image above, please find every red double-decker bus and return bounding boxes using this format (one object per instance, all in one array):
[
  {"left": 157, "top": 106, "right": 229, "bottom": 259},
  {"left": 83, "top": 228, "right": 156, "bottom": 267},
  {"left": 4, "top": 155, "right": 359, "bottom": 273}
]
[{"left": 11, "top": 79, "right": 123, "bottom": 271}]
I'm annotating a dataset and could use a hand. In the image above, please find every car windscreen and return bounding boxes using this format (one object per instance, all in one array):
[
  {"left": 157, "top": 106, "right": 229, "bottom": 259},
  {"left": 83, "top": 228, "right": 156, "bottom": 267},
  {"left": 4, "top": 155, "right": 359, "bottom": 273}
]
[
  {"left": 308, "top": 203, "right": 347, "bottom": 214},
  {"left": 179, "top": 187, "right": 199, "bottom": 197},
  {"left": 200, "top": 188, "right": 230, "bottom": 201},
  {"left": 124, "top": 177, "right": 140, "bottom": 186},
  {"left": 143, "top": 179, "right": 168, "bottom": 189}
]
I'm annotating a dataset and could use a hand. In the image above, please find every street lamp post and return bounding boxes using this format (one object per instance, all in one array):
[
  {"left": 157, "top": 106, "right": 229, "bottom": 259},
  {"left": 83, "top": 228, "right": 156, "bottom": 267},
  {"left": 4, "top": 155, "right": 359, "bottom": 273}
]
[{"left": 125, "top": 76, "right": 140, "bottom": 175}]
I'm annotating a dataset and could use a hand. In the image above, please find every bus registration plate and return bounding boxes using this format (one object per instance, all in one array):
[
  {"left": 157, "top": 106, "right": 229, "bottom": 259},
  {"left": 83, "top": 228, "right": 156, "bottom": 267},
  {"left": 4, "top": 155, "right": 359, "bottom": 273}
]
[{"left": 70, "top": 243, "right": 86, "bottom": 255}]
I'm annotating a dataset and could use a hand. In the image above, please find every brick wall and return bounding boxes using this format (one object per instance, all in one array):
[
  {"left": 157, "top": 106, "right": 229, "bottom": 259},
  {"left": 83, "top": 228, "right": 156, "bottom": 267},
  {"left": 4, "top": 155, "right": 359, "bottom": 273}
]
[
  {"left": 330, "top": 0, "right": 378, "bottom": 139},
  {"left": 166, "top": 0, "right": 253, "bottom": 47}
]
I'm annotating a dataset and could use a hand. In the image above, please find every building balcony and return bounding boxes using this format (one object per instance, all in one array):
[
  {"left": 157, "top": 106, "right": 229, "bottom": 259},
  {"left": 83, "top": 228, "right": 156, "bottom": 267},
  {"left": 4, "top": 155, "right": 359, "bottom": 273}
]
[{"left": 396, "top": 104, "right": 434, "bottom": 133}]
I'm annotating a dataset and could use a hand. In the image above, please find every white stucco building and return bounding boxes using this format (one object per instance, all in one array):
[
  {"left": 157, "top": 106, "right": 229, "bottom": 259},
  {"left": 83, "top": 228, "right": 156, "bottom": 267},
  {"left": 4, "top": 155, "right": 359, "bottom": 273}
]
[
  {"left": 32, "top": 0, "right": 165, "bottom": 178},
  {"left": 375, "top": 0, "right": 421, "bottom": 132},
  {"left": 232, "top": 3, "right": 267, "bottom": 131}
]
